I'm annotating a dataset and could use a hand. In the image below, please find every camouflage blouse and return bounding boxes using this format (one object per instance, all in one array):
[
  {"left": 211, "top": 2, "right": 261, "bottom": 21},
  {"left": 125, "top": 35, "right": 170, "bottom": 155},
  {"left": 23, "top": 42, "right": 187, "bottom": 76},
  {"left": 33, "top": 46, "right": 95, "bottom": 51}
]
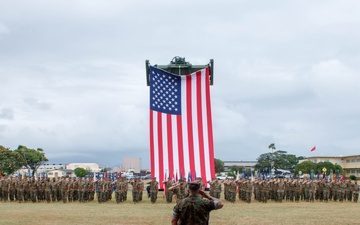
[{"left": 173, "top": 195, "right": 216, "bottom": 225}]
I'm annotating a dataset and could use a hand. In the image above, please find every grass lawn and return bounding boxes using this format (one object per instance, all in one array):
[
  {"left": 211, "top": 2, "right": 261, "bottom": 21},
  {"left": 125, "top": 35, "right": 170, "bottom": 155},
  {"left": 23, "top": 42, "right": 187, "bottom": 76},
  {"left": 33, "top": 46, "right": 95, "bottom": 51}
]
[{"left": 1, "top": 192, "right": 359, "bottom": 225}]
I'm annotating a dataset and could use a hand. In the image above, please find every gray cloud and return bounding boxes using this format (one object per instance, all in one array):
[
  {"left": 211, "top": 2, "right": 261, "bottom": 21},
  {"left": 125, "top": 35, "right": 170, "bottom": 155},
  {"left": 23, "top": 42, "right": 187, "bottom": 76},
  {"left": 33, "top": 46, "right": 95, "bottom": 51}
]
[
  {"left": 0, "top": 1, "right": 360, "bottom": 168},
  {"left": 0, "top": 108, "right": 14, "bottom": 120}
]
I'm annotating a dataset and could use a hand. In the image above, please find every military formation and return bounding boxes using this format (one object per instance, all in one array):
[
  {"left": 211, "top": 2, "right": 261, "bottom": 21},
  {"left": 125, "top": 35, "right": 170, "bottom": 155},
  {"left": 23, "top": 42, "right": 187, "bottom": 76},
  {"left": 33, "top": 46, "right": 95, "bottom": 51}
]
[
  {"left": 1, "top": 175, "right": 359, "bottom": 204},
  {"left": 221, "top": 177, "right": 360, "bottom": 203}
]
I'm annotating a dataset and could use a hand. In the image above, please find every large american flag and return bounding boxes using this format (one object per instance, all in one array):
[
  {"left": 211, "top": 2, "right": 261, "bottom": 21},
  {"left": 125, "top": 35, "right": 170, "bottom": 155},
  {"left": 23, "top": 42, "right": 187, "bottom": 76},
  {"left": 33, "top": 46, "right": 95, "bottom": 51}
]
[{"left": 149, "top": 66, "right": 215, "bottom": 188}]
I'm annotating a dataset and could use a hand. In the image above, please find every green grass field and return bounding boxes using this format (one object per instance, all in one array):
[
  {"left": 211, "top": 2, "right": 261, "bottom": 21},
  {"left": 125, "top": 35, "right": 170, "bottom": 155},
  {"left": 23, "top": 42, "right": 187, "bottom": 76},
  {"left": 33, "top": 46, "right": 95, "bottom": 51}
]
[{"left": 1, "top": 192, "right": 359, "bottom": 225}]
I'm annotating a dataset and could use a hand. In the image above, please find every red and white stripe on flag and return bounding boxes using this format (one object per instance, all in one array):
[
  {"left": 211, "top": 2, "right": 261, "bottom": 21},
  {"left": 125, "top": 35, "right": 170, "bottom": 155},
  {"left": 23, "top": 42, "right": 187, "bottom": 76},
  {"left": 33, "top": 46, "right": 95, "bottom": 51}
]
[{"left": 149, "top": 66, "right": 215, "bottom": 188}]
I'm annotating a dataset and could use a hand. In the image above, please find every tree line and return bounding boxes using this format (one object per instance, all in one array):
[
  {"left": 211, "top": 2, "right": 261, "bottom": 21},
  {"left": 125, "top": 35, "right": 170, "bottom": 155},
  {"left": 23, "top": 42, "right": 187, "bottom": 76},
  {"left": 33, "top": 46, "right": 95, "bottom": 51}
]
[
  {"left": 0, "top": 145, "right": 48, "bottom": 176},
  {"left": 214, "top": 143, "right": 343, "bottom": 177}
]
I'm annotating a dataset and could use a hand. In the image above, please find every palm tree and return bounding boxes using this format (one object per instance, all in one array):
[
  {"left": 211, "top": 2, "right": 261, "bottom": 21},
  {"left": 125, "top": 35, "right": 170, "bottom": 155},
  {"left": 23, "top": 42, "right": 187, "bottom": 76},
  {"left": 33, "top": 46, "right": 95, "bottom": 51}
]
[
  {"left": 268, "top": 143, "right": 276, "bottom": 177},
  {"left": 268, "top": 143, "right": 276, "bottom": 152}
]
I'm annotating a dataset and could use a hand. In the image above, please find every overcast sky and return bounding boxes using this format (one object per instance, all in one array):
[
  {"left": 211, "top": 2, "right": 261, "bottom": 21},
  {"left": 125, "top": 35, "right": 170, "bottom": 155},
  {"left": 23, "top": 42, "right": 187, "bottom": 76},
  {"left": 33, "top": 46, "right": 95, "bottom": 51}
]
[{"left": 1, "top": 0, "right": 359, "bottom": 169}]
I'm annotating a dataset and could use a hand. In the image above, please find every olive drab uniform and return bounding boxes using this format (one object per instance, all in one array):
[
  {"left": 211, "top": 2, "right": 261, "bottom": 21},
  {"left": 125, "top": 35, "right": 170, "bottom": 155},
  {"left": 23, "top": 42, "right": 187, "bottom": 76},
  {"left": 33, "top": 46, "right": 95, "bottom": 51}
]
[
  {"left": 60, "top": 178, "right": 69, "bottom": 203},
  {"left": 213, "top": 180, "right": 222, "bottom": 199},
  {"left": 353, "top": 182, "right": 359, "bottom": 203},
  {"left": 131, "top": 179, "right": 139, "bottom": 203},
  {"left": 245, "top": 180, "right": 253, "bottom": 203},
  {"left": 115, "top": 179, "right": 122, "bottom": 203},
  {"left": 173, "top": 195, "right": 216, "bottom": 225},
  {"left": 276, "top": 180, "right": 285, "bottom": 203},
  {"left": 148, "top": 179, "right": 158, "bottom": 203},
  {"left": 323, "top": 181, "right": 331, "bottom": 202},
  {"left": 44, "top": 178, "right": 51, "bottom": 203},
  {"left": 163, "top": 179, "right": 174, "bottom": 203},
  {"left": 29, "top": 179, "right": 38, "bottom": 203},
  {"left": 2, "top": 178, "right": 10, "bottom": 202},
  {"left": 172, "top": 180, "right": 188, "bottom": 203}
]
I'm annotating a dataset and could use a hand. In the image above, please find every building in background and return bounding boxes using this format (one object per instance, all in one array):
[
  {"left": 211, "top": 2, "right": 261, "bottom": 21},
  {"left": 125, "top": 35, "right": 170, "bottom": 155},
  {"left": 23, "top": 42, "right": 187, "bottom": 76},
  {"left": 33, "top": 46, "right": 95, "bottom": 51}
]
[
  {"left": 223, "top": 160, "right": 257, "bottom": 172},
  {"left": 66, "top": 163, "right": 100, "bottom": 172},
  {"left": 301, "top": 155, "right": 360, "bottom": 178},
  {"left": 122, "top": 157, "right": 141, "bottom": 173},
  {"left": 47, "top": 169, "right": 75, "bottom": 178}
]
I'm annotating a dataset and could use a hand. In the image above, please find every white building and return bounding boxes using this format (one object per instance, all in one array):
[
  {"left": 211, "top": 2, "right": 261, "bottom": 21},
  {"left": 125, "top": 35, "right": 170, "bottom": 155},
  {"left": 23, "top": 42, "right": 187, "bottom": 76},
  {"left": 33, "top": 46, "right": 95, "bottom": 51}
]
[
  {"left": 66, "top": 163, "right": 100, "bottom": 172},
  {"left": 47, "top": 169, "right": 75, "bottom": 178}
]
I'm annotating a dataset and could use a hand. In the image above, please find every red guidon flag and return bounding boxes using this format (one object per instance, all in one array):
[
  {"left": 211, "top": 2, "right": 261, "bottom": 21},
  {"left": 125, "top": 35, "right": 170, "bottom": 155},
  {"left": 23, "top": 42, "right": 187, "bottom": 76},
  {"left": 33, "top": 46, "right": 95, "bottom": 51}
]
[
  {"left": 310, "top": 146, "right": 316, "bottom": 152},
  {"left": 149, "top": 66, "right": 215, "bottom": 188}
]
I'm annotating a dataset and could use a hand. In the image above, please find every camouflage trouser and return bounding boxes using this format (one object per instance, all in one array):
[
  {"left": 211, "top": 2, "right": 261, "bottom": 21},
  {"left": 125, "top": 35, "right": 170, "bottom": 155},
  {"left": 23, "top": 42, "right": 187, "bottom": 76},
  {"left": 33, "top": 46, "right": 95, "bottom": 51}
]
[
  {"left": 353, "top": 192, "right": 359, "bottom": 203},
  {"left": 9, "top": 189, "right": 15, "bottom": 201},
  {"left": 61, "top": 189, "right": 68, "bottom": 203},
  {"left": 294, "top": 190, "right": 300, "bottom": 202},
  {"left": 289, "top": 190, "right": 294, "bottom": 201},
  {"left": 261, "top": 191, "right": 269, "bottom": 203},
  {"left": 2, "top": 190, "right": 8, "bottom": 202},
  {"left": 24, "top": 190, "right": 30, "bottom": 201},
  {"left": 51, "top": 190, "right": 57, "bottom": 202},
  {"left": 338, "top": 190, "right": 345, "bottom": 202},
  {"left": 347, "top": 191, "right": 353, "bottom": 201},
  {"left": 122, "top": 191, "right": 127, "bottom": 201},
  {"left": 30, "top": 189, "right": 37, "bottom": 203},
  {"left": 332, "top": 189, "right": 338, "bottom": 201},
  {"left": 214, "top": 191, "right": 221, "bottom": 199},
  {"left": 139, "top": 191, "right": 143, "bottom": 201},
  {"left": 16, "top": 189, "right": 23, "bottom": 202},
  {"left": 115, "top": 190, "right": 121, "bottom": 203},
  {"left": 68, "top": 189, "right": 74, "bottom": 202},
  {"left": 323, "top": 190, "right": 330, "bottom": 202},
  {"left": 246, "top": 191, "right": 252, "bottom": 203},
  {"left": 304, "top": 190, "right": 309, "bottom": 201},
  {"left": 227, "top": 191, "right": 235, "bottom": 203},
  {"left": 166, "top": 191, "right": 173, "bottom": 203},
  {"left": 150, "top": 191, "right": 157, "bottom": 203},
  {"left": 57, "top": 189, "right": 62, "bottom": 201},
  {"left": 89, "top": 190, "right": 95, "bottom": 201},
  {"left": 209, "top": 190, "right": 214, "bottom": 197},
  {"left": 79, "top": 189, "right": 85, "bottom": 202},
  {"left": 132, "top": 191, "right": 139, "bottom": 203},
  {"left": 309, "top": 190, "right": 315, "bottom": 202},
  {"left": 45, "top": 189, "right": 51, "bottom": 203},
  {"left": 97, "top": 191, "right": 101, "bottom": 203},
  {"left": 277, "top": 190, "right": 284, "bottom": 203}
]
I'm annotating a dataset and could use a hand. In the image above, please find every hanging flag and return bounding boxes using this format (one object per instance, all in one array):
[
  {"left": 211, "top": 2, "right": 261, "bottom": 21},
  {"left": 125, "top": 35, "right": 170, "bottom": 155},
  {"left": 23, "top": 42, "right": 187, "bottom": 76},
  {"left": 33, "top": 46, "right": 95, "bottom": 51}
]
[
  {"left": 149, "top": 66, "right": 215, "bottom": 188},
  {"left": 340, "top": 173, "right": 344, "bottom": 181},
  {"left": 310, "top": 146, "right": 316, "bottom": 152}
]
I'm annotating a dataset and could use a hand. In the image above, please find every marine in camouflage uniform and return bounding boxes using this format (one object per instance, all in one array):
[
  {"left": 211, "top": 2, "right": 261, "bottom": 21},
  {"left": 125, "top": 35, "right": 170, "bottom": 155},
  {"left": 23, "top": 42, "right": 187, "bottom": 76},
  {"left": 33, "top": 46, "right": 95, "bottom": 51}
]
[
  {"left": 130, "top": 178, "right": 139, "bottom": 203},
  {"left": 213, "top": 179, "right": 222, "bottom": 199},
  {"left": 207, "top": 178, "right": 215, "bottom": 197},
  {"left": 346, "top": 180, "right": 353, "bottom": 202},
  {"left": 59, "top": 177, "right": 69, "bottom": 203},
  {"left": 338, "top": 180, "right": 346, "bottom": 202},
  {"left": 169, "top": 179, "right": 188, "bottom": 203},
  {"left": 50, "top": 178, "right": 57, "bottom": 202},
  {"left": 163, "top": 177, "right": 174, "bottom": 203},
  {"left": 227, "top": 179, "right": 237, "bottom": 203},
  {"left": 245, "top": 179, "right": 253, "bottom": 203},
  {"left": 260, "top": 180, "right": 269, "bottom": 203},
  {"left": 137, "top": 178, "right": 144, "bottom": 202},
  {"left": 44, "top": 178, "right": 52, "bottom": 203},
  {"left": 29, "top": 178, "right": 38, "bottom": 203},
  {"left": 115, "top": 177, "right": 122, "bottom": 203},
  {"left": 353, "top": 181, "right": 359, "bottom": 203},
  {"left": 16, "top": 177, "right": 24, "bottom": 203},
  {"left": 323, "top": 180, "right": 331, "bottom": 202},
  {"left": 2, "top": 177, "right": 10, "bottom": 202},
  {"left": 276, "top": 179, "right": 285, "bottom": 203},
  {"left": 147, "top": 177, "right": 158, "bottom": 203},
  {"left": 172, "top": 182, "right": 223, "bottom": 225}
]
